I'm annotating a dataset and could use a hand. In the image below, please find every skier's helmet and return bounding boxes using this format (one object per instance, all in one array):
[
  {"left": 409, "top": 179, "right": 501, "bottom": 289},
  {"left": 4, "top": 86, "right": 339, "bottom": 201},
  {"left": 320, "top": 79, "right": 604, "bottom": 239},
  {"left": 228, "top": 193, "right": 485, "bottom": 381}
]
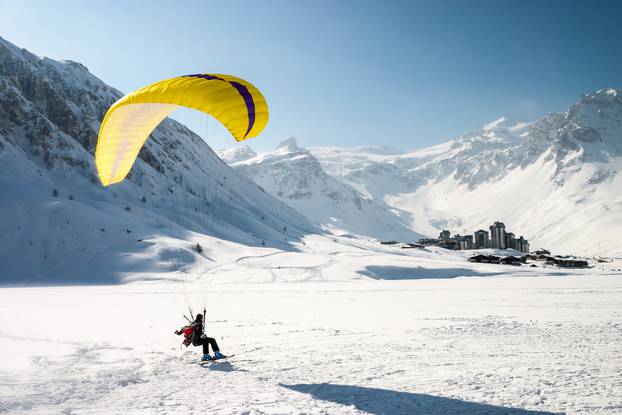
[{"left": 195, "top": 313, "right": 203, "bottom": 321}]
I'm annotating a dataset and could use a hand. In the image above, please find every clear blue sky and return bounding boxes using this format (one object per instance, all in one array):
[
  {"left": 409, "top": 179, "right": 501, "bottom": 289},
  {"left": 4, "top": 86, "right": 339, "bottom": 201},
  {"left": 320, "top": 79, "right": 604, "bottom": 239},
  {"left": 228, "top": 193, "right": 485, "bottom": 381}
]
[{"left": 1, "top": 0, "right": 621, "bottom": 152}]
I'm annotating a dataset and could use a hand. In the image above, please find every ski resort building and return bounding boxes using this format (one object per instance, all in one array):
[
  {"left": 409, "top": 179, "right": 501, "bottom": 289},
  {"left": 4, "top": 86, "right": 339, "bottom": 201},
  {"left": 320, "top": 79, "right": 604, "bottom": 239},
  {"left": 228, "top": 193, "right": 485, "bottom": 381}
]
[
  {"left": 417, "top": 221, "right": 530, "bottom": 253},
  {"left": 505, "top": 232, "right": 515, "bottom": 249},
  {"left": 516, "top": 236, "right": 530, "bottom": 253},
  {"left": 474, "top": 230, "right": 490, "bottom": 249},
  {"left": 503, "top": 233, "right": 530, "bottom": 253},
  {"left": 490, "top": 222, "right": 507, "bottom": 249},
  {"left": 454, "top": 234, "right": 473, "bottom": 250},
  {"left": 433, "top": 230, "right": 474, "bottom": 250}
]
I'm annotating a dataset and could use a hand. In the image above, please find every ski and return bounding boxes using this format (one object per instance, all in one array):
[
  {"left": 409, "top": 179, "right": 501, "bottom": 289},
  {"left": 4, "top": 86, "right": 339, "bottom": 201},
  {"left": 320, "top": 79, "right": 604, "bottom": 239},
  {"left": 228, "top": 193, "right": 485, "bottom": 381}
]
[{"left": 197, "top": 354, "right": 235, "bottom": 364}]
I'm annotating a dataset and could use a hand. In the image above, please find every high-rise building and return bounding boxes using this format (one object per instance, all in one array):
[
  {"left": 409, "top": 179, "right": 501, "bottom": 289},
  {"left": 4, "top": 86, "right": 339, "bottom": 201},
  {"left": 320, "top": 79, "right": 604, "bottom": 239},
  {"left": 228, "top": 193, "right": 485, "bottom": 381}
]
[
  {"left": 463, "top": 235, "right": 474, "bottom": 250},
  {"left": 490, "top": 221, "right": 506, "bottom": 249},
  {"left": 474, "top": 230, "right": 489, "bottom": 249},
  {"left": 517, "top": 236, "right": 530, "bottom": 253},
  {"left": 505, "top": 232, "right": 516, "bottom": 250},
  {"left": 423, "top": 222, "right": 529, "bottom": 252}
]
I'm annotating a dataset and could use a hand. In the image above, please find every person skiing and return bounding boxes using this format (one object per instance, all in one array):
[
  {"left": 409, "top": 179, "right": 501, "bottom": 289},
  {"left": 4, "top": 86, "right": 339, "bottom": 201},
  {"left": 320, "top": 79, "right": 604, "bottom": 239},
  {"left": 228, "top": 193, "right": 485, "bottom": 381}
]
[{"left": 175, "top": 313, "right": 225, "bottom": 361}]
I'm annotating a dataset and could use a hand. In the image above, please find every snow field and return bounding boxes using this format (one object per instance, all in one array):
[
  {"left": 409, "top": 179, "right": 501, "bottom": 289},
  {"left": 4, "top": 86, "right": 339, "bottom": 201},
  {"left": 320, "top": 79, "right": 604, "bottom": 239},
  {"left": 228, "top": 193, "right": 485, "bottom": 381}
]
[{"left": 1, "top": 241, "right": 621, "bottom": 414}]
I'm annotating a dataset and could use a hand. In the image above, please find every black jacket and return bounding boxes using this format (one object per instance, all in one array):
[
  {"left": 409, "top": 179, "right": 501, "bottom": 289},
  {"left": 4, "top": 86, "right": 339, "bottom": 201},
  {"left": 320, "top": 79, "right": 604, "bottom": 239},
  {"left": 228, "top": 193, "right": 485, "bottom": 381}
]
[{"left": 191, "top": 319, "right": 205, "bottom": 345}]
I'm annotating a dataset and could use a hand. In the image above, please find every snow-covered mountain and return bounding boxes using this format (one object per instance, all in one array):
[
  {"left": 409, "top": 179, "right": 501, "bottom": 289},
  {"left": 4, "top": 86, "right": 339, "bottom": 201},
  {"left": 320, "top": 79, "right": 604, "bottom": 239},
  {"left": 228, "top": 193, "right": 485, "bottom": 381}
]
[
  {"left": 219, "top": 137, "right": 424, "bottom": 241},
  {"left": 312, "top": 91, "right": 622, "bottom": 255},
  {"left": 0, "top": 36, "right": 317, "bottom": 282},
  {"left": 223, "top": 91, "right": 622, "bottom": 256}
]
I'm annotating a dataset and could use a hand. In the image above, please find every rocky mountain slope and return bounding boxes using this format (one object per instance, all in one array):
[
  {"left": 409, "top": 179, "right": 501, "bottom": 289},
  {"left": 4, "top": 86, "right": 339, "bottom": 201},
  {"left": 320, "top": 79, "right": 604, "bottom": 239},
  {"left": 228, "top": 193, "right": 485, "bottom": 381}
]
[
  {"left": 0, "top": 35, "right": 316, "bottom": 282},
  {"left": 219, "top": 137, "right": 424, "bottom": 241}
]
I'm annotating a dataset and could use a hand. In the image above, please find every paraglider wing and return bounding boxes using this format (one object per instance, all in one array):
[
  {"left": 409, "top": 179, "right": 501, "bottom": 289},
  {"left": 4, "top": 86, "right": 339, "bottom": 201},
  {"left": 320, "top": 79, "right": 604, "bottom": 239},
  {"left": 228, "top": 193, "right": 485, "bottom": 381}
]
[{"left": 95, "top": 73, "right": 269, "bottom": 186}]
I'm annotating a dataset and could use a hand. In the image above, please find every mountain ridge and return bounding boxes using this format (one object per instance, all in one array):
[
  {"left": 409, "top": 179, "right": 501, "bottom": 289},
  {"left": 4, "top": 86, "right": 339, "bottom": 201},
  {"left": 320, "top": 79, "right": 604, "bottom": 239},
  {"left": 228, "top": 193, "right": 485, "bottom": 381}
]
[
  {"left": 220, "top": 137, "right": 424, "bottom": 241},
  {"left": 0, "top": 35, "right": 317, "bottom": 281},
  {"left": 223, "top": 89, "right": 621, "bottom": 255}
]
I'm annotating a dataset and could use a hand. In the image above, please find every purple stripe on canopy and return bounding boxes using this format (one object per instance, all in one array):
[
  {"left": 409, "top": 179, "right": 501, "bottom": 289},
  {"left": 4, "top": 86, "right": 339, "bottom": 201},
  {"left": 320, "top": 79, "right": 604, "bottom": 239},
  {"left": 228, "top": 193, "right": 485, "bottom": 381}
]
[{"left": 183, "top": 74, "right": 256, "bottom": 138}]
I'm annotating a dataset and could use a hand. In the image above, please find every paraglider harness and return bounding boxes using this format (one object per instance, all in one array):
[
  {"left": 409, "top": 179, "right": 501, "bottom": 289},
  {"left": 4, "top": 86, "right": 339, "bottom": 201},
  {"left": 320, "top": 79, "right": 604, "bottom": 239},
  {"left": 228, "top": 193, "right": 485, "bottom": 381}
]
[
  {"left": 178, "top": 307, "right": 206, "bottom": 348},
  {"left": 181, "top": 325, "right": 196, "bottom": 347}
]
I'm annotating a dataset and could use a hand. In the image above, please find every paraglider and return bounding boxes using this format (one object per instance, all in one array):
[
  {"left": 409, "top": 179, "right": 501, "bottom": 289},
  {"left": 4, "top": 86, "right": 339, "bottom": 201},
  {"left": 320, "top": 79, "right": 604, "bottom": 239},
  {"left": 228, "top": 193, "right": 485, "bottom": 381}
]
[
  {"left": 95, "top": 73, "right": 269, "bottom": 361},
  {"left": 175, "top": 312, "right": 226, "bottom": 362},
  {"left": 95, "top": 73, "right": 269, "bottom": 186}
]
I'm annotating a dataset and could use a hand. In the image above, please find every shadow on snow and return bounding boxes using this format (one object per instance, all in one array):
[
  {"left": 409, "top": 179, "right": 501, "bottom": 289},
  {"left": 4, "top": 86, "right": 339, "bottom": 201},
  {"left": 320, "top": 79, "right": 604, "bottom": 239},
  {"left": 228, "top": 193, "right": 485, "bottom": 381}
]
[
  {"left": 199, "top": 361, "right": 248, "bottom": 373},
  {"left": 281, "top": 383, "right": 562, "bottom": 415},
  {"left": 361, "top": 265, "right": 503, "bottom": 280}
]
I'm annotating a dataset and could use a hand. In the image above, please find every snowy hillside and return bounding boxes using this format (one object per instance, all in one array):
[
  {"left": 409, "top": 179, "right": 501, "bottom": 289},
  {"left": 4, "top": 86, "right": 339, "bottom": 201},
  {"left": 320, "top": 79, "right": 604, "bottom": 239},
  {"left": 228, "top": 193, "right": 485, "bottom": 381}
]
[
  {"left": 305, "top": 92, "right": 621, "bottom": 256},
  {"left": 219, "top": 137, "right": 424, "bottom": 241},
  {"left": 0, "top": 35, "right": 317, "bottom": 282}
]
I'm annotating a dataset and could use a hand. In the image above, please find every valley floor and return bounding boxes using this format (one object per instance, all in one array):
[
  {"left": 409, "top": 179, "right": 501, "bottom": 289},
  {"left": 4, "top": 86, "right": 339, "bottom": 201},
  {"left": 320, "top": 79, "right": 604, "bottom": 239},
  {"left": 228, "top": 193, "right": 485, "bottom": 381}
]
[{"left": 1, "top": 239, "right": 621, "bottom": 414}]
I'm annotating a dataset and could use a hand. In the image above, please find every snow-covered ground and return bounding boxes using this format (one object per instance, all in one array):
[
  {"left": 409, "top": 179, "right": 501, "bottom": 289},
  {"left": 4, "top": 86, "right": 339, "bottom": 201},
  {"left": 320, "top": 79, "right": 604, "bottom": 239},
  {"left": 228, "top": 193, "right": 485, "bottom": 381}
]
[{"left": 2, "top": 235, "right": 621, "bottom": 415}]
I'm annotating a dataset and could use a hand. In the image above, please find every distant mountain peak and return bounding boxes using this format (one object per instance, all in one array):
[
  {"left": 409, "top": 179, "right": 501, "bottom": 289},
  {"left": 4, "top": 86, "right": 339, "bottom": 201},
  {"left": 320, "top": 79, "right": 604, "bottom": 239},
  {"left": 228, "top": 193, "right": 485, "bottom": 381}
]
[
  {"left": 276, "top": 137, "right": 300, "bottom": 153},
  {"left": 603, "top": 88, "right": 619, "bottom": 96},
  {"left": 483, "top": 116, "right": 511, "bottom": 130},
  {"left": 354, "top": 145, "right": 404, "bottom": 155},
  {"left": 592, "top": 88, "right": 619, "bottom": 98},
  {"left": 573, "top": 88, "right": 622, "bottom": 114},
  {"left": 218, "top": 145, "right": 257, "bottom": 164},
  {"left": 482, "top": 116, "right": 527, "bottom": 133}
]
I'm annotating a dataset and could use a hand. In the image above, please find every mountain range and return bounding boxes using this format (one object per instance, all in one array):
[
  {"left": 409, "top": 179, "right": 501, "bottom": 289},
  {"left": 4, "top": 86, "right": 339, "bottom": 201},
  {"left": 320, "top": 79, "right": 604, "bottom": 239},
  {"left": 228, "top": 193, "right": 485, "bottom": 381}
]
[
  {"left": 220, "top": 137, "right": 424, "bottom": 241},
  {"left": 221, "top": 90, "right": 622, "bottom": 256},
  {"left": 1, "top": 31, "right": 619, "bottom": 285}
]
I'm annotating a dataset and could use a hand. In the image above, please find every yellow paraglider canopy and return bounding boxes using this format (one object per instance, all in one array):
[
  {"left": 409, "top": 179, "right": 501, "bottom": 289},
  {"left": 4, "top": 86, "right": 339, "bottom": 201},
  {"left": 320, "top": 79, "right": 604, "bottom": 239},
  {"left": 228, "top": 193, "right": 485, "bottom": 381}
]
[{"left": 95, "top": 73, "right": 269, "bottom": 186}]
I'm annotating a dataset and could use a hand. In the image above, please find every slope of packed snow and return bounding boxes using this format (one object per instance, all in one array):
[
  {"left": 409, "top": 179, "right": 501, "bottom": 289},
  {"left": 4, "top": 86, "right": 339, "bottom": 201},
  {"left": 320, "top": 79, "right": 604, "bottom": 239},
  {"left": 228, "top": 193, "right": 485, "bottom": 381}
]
[
  {"left": 301, "top": 91, "right": 622, "bottom": 256},
  {"left": 1, "top": 235, "right": 621, "bottom": 414},
  {"left": 220, "top": 137, "right": 424, "bottom": 242},
  {"left": 0, "top": 35, "right": 317, "bottom": 282}
]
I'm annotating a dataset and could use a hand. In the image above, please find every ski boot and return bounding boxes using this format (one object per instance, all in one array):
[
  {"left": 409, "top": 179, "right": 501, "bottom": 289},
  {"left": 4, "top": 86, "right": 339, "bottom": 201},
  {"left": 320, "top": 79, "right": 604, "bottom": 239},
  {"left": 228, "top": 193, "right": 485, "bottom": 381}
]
[
  {"left": 213, "top": 351, "right": 225, "bottom": 359},
  {"left": 201, "top": 354, "right": 212, "bottom": 361}
]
